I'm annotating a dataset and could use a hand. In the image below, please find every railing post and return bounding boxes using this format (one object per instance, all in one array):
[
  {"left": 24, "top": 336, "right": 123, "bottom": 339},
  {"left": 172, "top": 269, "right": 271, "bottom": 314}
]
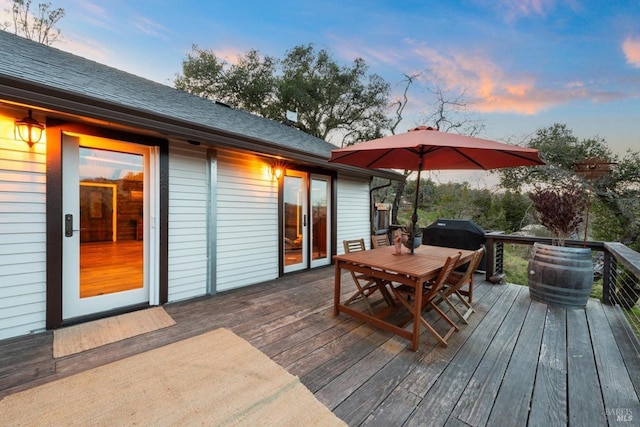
[
  {"left": 495, "top": 242, "right": 504, "bottom": 275},
  {"left": 484, "top": 232, "right": 506, "bottom": 282},
  {"left": 602, "top": 250, "right": 615, "bottom": 305},
  {"left": 485, "top": 235, "right": 495, "bottom": 281}
]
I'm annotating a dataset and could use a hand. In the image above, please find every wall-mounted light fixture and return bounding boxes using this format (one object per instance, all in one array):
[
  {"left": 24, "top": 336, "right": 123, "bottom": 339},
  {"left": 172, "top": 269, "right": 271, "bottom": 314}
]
[
  {"left": 268, "top": 159, "right": 287, "bottom": 181},
  {"left": 270, "top": 165, "right": 284, "bottom": 180},
  {"left": 15, "top": 109, "right": 44, "bottom": 147}
]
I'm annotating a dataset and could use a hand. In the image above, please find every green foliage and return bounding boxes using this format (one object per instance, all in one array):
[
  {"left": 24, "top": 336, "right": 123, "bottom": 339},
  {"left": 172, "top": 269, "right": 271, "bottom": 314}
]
[
  {"left": 591, "top": 279, "right": 603, "bottom": 301},
  {"left": 498, "top": 123, "right": 640, "bottom": 247},
  {"left": 499, "top": 124, "right": 611, "bottom": 188},
  {"left": 624, "top": 307, "right": 640, "bottom": 339},
  {"left": 504, "top": 245, "right": 605, "bottom": 302},
  {"left": 175, "top": 44, "right": 391, "bottom": 146},
  {"left": 499, "top": 191, "right": 534, "bottom": 233},
  {"left": 175, "top": 46, "right": 233, "bottom": 100},
  {"left": 503, "top": 244, "right": 531, "bottom": 286},
  {"left": 591, "top": 198, "right": 624, "bottom": 242},
  {"left": 386, "top": 178, "right": 538, "bottom": 234}
]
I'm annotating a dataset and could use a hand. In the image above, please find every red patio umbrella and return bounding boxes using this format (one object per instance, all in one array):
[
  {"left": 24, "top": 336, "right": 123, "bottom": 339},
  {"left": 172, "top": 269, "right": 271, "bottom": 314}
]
[{"left": 329, "top": 126, "right": 545, "bottom": 253}]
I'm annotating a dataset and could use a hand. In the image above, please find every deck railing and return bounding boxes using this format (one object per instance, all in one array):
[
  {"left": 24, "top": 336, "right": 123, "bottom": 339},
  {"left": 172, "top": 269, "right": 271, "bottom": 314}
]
[{"left": 484, "top": 232, "right": 640, "bottom": 340}]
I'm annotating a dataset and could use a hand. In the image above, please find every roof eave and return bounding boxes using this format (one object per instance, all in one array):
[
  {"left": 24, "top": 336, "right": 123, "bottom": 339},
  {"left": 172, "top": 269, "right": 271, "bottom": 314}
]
[{"left": 0, "top": 75, "right": 402, "bottom": 180}]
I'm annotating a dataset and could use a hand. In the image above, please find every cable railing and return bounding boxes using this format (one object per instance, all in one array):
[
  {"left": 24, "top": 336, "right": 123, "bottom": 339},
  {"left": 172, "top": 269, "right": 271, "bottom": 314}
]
[
  {"left": 484, "top": 233, "right": 640, "bottom": 342},
  {"left": 603, "top": 242, "right": 640, "bottom": 340}
]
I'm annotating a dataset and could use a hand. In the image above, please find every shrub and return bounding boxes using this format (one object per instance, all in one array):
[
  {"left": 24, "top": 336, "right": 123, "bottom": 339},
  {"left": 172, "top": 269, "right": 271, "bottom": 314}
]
[{"left": 529, "top": 181, "right": 587, "bottom": 246}]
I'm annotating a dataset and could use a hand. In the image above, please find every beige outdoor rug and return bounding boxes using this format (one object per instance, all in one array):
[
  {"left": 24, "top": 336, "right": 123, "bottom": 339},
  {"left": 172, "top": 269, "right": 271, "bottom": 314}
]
[
  {"left": 53, "top": 307, "right": 176, "bottom": 358},
  {"left": 2, "top": 328, "right": 345, "bottom": 426}
]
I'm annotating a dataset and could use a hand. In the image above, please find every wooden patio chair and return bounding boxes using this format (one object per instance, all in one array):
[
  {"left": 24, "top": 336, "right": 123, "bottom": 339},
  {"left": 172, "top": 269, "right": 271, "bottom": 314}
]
[
  {"left": 437, "top": 246, "right": 485, "bottom": 324},
  {"left": 342, "top": 239, "right": 394, "bottom": 314},
  {"left": 371, "top": 234, "right": 390, "bottom": 249},
  {"left": 391, "top": 252, "right": 462, "bottom": 346}
]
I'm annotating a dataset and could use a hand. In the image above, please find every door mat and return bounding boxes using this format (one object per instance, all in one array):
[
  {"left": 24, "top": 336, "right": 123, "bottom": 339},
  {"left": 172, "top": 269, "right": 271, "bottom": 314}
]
[
  {"left": 53, "top": 306, "right": 176, "bottom": 358},
  {"left": 2, "top": 328, "right": 346, "bottom": 426}
]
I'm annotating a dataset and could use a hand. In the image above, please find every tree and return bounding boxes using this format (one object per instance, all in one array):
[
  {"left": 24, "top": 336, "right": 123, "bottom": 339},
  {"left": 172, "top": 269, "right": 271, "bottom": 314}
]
[
  {"left": 386, "top": 73, "right": 422, "bottom": 226},
  {"left": 499, "top": 123, "right": 640, "bottom": 246},
  {"left": 278, "top": 45, "right": 390, "bottom": 145},
  {"left": 498, "top": 190, "right": 534, "bottom": 233},
  {"left": 420, "top": 84, "right": 485, "bottom": 136},
  {"left": 2, "top": 0, "right": 64, "bottom": 45},
  {"left": 175, "top": 44, "right": 391, "bottom": 146},
  {"left": 175, "top": 46, "right": 278, "bottom": 118},
  {"left": 386, "top": 76, "right": 485, "bottom": 226}
]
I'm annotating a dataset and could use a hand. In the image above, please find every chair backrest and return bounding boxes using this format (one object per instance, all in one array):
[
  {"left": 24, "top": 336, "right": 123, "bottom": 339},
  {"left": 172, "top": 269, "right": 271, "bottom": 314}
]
[
  {"left": 448, "top": 246, "right": 485, "bottom": 288},
  {"left": 371, "top": 234, "right": 390, "bottom": 249},
  {"left": 343, "top": 239, "right": 366, "bottom": 254},
  {"left": 468, "top": 246, "right": 486, "bottom": 276},
  {"left": 425, "top": 252, "right": 462, "bottom": 298}
]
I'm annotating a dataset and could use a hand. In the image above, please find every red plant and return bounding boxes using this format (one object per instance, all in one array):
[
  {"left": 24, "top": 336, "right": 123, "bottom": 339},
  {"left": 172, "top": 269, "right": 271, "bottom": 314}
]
[{"left": 529, "top": 181, "right": 587, "bottom": 246}]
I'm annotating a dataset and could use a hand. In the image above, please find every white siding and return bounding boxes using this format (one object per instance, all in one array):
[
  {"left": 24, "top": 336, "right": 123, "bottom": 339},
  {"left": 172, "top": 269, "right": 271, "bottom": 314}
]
[
  {"left": 216, "top": 151, "right": 278, "bottom": 291},
  {"left": 336, "top": 175, "right": 372, "bottom": 254},
  {"left": 167, "top": 141, "right": 209, "bottom": 302},
  {"left": 0, "top": 113, "right": 47, "bottom": 340}
]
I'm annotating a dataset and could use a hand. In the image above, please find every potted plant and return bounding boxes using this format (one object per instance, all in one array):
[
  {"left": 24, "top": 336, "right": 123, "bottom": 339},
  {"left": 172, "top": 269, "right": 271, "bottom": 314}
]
[
  {"left": 402, "top": 223, "right": 422, "bottom": 250},
  {"left": 527, "top": 180, "right": 594, "bottom": 308},
  {"left": 529, "top": 181, "right": 586, "bottom": 246},
  {"left": 392, "top": 223, "right": 422, "bottom": 255}
]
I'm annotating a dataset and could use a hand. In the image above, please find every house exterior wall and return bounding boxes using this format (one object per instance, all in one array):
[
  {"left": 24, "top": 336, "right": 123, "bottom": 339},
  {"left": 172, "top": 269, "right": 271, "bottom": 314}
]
[
  {"left": 0, "top": 109, "right": 374, "bottom": 341},
  {"left": 0, "top": 112, "right": 48, "bottom": 340},
  {"left": 336, "top": 175, "right": 372, "bottom": 254},
  {"left": 167, "top": 141, "right": 210, "bottom": 302},
  {"left": 215, "top": 150, "right": 279, "bottom": 292}
]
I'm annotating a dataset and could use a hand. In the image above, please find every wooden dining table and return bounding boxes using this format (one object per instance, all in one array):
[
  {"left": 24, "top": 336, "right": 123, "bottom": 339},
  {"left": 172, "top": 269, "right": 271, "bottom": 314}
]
[{"left": 333, "top": 244, "right": 475, "bottom": 351}]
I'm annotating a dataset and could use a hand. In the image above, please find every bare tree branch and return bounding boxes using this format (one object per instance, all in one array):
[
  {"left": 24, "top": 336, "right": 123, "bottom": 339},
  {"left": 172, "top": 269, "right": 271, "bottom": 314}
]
[{"left": 3, "top": 0, "right": 65, "bottom": 45}]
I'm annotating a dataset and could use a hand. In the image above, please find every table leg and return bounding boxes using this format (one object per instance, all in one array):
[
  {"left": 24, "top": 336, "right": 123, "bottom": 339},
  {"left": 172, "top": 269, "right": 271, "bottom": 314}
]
[
  {"left": 334, "top": 261, "right": 341, "bottom": 316},
  {"left": 412, "top": 280, "right": 422, "bottom": 351}
]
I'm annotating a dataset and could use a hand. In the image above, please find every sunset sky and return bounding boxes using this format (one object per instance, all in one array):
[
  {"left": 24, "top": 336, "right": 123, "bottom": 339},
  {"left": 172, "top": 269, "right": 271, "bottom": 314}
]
[{"left": 2, "top": 0, "right": 638, "bottom": 185}]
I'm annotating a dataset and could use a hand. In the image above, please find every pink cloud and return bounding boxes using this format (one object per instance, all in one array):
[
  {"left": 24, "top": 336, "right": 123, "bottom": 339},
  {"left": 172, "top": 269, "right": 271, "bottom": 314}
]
[
  {"left": 622, "top": 36, "right": 640, "bottom": 67},
  {"left": 408, "top": 43, "right": 596, "bottom": 115},
  {"left": 212, "top": 47, "right": 248, "bottom": 65}
]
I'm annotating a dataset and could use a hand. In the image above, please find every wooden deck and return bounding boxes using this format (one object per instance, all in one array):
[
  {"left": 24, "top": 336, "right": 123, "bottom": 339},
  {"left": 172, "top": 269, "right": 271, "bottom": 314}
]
[{"left": 2, "top": 267, "right": 640, "bottom": 426}]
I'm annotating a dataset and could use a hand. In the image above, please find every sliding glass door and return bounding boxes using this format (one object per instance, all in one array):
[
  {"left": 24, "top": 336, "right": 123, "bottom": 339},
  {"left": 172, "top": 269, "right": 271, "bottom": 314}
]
[{"left": 283, "top": 170, "right": 331, "bottom": 273}]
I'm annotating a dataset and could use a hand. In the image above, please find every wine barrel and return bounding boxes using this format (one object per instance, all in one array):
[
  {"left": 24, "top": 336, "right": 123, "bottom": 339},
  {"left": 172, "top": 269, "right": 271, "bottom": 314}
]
[{"left": 528, "top": 243, "right": 594, "bottom": 309}]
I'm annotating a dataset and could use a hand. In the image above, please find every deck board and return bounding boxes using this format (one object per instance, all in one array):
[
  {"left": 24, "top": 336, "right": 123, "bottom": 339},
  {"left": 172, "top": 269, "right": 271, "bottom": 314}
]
[
  {"left": 567, "top": 308, "right": 607, "bottom": 426},
  {"left": 587, "top": 300, "right": 640, "bottom": 425},
  {"left": 452, "top": 287, "right": 530, "bottom": 427},
  {"left": 486, "top": 298, "right": 547, "bottom": 426},
  {"left": 332, "top": 281, "right": 498, "bottom": 423},
  {"left": 1, "top": 266, "right": 639, "bottom": 426},
  {"left": 602, "top": 303, "right": 640, "bottom": 399},
  {"left": 405, "top": 284, "right": 521, "bottom": 427},
  {"left": 529, "top": 305, "right": 568, "bottom": 426}
]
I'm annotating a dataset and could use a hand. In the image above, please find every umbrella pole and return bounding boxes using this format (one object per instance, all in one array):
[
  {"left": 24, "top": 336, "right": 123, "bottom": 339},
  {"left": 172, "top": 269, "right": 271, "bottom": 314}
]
[{"left": 411, "top": 166, "right": 422, "bottom": 255}]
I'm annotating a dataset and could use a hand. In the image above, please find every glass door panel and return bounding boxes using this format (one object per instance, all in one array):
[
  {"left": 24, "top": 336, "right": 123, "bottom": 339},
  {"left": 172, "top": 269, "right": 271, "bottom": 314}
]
[
  {"left": 79, "top": 148, "right": 144, "bottom": 298},
  {"left": 310, "top": 176, "right": 330, "bottom": 267},
  {"left": 283, "top": 172, "right": 307, "bottom": 273}
]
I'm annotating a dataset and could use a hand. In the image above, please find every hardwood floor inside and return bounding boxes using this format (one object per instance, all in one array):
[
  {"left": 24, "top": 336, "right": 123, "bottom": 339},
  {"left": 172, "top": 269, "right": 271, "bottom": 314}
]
[
  {"left": 80, "top": 240, "right": 143, "bottom": 298},
  {"left": 1, "top": 267, "right": 639, "bottom": 426}
]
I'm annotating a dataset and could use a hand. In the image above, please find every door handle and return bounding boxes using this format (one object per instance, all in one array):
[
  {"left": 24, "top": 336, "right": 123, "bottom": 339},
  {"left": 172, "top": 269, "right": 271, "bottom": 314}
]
[
  {"left": 303, "top": 214, "right": 307, "bottom": 227},
  {"left": 65, "top": 214, "right": 75, "bottom": 237}
]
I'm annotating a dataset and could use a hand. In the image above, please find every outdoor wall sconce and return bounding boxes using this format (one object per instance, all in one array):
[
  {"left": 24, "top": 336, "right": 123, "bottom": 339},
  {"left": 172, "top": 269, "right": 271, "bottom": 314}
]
[
  {"left": 270, "top": 165, "right": 284, "bottom": 180},
  {"left": 15, "top": 110, "right": 44, "bottom": 147}
]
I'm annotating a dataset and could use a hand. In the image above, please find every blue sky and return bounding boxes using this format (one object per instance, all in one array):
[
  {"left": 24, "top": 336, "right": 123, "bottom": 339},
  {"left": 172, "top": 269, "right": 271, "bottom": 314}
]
[{"left": 3, "top": 0, "right": 638, "bottom": 184}]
